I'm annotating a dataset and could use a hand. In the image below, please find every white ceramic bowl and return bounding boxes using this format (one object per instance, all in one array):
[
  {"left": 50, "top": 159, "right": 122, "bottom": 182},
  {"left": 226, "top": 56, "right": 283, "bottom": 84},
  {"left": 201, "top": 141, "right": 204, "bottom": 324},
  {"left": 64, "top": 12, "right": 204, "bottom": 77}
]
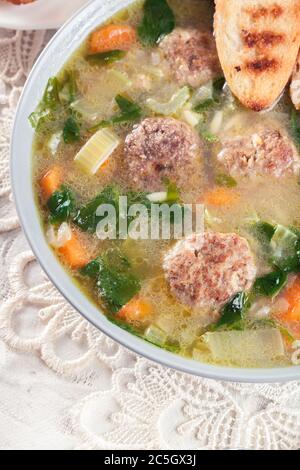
[{"left": 11, "top": 0, "right": 300, "bottom": 382}]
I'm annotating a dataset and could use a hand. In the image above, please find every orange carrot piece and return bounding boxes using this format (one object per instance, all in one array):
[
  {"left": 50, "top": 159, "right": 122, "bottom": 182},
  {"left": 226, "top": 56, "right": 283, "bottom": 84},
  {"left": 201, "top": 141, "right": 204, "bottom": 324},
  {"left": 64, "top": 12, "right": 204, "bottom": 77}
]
[
  {"left": 203, "top": 187, "right": 240, "bottom": 207},
  {"left": 282, "top": 278, "right": 300, "bottom": 323},
  {"left": 58, "top": 234, "right": 89, "bottom": 269},
  {"left": 118, "top": 297, "right": 153, "bottom": 322},
  {"left": 89, "top": 24, "right": 136, "bottom": 54},
  {"left": 40, "top": 166, "right": 62, "bottom": 201}
]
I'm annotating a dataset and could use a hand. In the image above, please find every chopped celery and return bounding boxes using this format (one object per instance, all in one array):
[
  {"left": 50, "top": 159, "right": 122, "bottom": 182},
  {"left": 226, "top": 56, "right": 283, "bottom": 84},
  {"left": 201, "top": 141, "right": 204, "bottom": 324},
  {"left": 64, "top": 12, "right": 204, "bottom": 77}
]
[
  {"left": 203, "top": 329, "right": 284, "bottom": 364},
  {"left": 145, "top": 324, "right": 167, "bottom": 347},
  {"left": 181, "top": 109, "right": 201, "bottom": 127},
  {"left": 271, "top": 224, "right": 300, "bottom": 272},
  {"left": 74, "top": 128, "right": 120, "bottom": 175},
  {"left": 146, "top": 86, "right": 190, "bottom": 116}
]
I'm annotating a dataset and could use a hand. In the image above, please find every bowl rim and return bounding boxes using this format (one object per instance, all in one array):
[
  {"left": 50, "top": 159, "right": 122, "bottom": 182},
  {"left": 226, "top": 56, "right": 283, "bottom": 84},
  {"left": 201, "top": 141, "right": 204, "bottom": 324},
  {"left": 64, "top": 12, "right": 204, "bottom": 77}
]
[{"left": 10, "top": 0, "right": 300, "bottom": 383}]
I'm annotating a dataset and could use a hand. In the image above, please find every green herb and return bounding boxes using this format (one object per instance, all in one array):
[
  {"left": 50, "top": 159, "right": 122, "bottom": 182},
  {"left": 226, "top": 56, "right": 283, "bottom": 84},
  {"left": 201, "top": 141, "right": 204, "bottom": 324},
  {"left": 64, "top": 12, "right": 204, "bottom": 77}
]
[
  {"left": 215, "top": 173, "right": 237, "bottom": 188},
  {"left": 199, "top": 128, "right": 219, "bottom": 143},
  {"left": 66, "top": 70, "right": 77, "bottom": 104},
  {"left": 47, "top": 187, "right": 75, "bottom": 224},
  {"left": 86, "top": 50, "right": 126, "bottom": 65},
  {"left": 138, "top": 0, "right": 175, "bottom": 46},
  {"left": 29, "top": 77, "right": 61, "bottom": 131},
  {"left": 73, "top": 186, "right": 120, "bottom": 233},
  {"left": 291, "top": 109, "right": 300, "bottom": 150},
  {"left": 253, "top": 271, "right": 288, "bottom": 298},
  {"left": 165, "top": 179, "right": 181, "bottom": 203},
  {"left": 194, "top": 77, "right": 226, "bottom": 115},
  {"left": 89, "top": 95, "right": 142, "bottom": 132},
  {"left": 63, "top": 116, "right": 80, "bottom": 143},
  {"left": 213, "top": 77, "right": 226, "bottom": 95},
  {"left": 194, "top": 99, "right": 215, "bottom": 113},
  {"left": 42, "top": 77, "right": 61, "bottom": 110},
  {"left": 214, "top": 292, "right": 250, "bottom": 330},
  {"left": 82, "top": 248, "right": 140, "bottom": 313},
  {"left": 250, "top": 221, "right": 275, "bottom": 246}
]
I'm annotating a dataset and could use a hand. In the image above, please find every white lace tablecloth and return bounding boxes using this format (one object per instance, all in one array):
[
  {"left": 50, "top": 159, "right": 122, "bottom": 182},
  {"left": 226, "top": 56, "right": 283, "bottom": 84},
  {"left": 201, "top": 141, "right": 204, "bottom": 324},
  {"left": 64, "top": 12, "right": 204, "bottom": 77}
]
[{"left": 1, "top": 29, "right": 300, "bottom": 451}]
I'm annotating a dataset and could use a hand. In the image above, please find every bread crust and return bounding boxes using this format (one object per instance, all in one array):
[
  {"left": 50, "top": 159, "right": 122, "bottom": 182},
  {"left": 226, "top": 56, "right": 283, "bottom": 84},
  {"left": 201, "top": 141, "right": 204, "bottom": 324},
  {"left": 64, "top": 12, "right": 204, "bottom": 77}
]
[{"left": 214, "top": 0, "right": 300, "bottom": 111}]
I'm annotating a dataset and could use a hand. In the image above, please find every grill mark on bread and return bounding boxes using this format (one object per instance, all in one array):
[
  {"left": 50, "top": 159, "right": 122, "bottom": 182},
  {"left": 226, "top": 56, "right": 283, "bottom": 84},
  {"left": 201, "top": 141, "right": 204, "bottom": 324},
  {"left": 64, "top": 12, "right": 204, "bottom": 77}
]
[
  {"left": 245, "top": 4, "right": 283, "bottom": 20},
  {"left": 241, "top": 30, "right": 285, "bottom": 49},
  {"left": 246, "top": 58, "right": 279, "bottom": 73}
]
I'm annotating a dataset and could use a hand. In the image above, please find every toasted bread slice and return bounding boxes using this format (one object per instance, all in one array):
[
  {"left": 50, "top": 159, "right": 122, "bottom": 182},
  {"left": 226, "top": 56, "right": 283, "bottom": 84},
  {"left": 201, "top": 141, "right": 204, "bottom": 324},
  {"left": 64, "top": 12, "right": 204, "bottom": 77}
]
[
  {"left": 214, "top": 0, "right": 300, "bottom": 111},
  {"left": 290, "top": 51, "right": 300, "bottom": 110}
]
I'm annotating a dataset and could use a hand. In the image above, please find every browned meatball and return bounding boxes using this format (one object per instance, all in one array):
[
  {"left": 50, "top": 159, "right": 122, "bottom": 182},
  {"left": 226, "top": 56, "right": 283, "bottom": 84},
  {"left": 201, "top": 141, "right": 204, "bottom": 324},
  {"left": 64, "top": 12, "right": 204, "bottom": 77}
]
[
  {"left": 164, "top": 232, "right": 256, "bottom": 311},
  {"left": 159, "top": 27, "right": 222, "bottom": 88},
  {"left": 218, "top": 130, "right": 299, "bottom": 178},
  {"left": 124, "top": 117, "right": 202, "bottom": 192}
]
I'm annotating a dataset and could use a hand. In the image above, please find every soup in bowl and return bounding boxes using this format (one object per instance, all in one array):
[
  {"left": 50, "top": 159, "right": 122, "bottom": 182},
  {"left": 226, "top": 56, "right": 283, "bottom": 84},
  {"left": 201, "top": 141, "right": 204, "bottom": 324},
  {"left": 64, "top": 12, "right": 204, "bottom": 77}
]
[{"left": 12, "top": 0, "right": 300, "bottom": 381}]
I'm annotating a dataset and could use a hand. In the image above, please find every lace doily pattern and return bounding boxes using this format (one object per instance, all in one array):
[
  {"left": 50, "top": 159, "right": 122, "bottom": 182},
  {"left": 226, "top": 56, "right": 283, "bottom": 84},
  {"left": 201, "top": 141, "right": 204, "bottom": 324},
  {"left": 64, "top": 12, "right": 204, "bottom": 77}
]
[{"left": 1, "top": 28, "right": 300, "bottom": 450}]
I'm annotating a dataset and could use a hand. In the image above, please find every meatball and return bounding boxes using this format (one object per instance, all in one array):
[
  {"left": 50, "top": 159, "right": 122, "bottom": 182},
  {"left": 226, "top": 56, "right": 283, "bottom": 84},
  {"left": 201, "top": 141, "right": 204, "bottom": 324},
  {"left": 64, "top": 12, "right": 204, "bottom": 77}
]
[
  {"left": 218, "top": 130, "right": 299, "bottom": 178},
  {"left": 164, "top": 232, "right": 256, "bottom": 310},
  {"left": 124, "top": 117, "right": 202, "bottom": 192},
  {"left": 159, "top": 27, "right": 222, "bottom": 88}
]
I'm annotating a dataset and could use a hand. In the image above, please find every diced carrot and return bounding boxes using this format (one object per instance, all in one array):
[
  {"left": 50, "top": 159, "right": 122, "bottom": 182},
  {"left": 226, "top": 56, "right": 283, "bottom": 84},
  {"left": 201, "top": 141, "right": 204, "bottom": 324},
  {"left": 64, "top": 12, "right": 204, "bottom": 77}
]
[
  {"left": 203, "top": 187, "right": 240, "bottom": 207},
  {"left": 58, "top": 233, "right": 89, "bottom": 269},
  {"left": 275, "top": 277, "right": 300, "bottom": 339},
  {"left": 40, "top": 166, "right": 62, "bottom": 200},
  {"left": 89, "top": 24, "right": 136, "bottom": 54},
  {"left": 118, "top": 297, "right": 153, "bottom": 322},
  {"left": 281, "top": 277, "right": 300, "bottom": 323}
]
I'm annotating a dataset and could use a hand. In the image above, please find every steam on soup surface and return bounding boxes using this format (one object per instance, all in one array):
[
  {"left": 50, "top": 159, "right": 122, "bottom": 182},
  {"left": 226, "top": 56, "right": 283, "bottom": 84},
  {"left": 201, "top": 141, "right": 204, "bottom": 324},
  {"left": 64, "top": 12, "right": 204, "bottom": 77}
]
[{"left": 31, "top": 0, "right": 300, "bottom": 368}]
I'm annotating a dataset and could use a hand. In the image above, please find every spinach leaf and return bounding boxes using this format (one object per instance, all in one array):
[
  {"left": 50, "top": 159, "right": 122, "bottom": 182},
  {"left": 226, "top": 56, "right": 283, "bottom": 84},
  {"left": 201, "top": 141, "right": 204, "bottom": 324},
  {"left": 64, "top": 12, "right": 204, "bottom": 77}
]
[
  {"left": 138, "top": 0, "right": 175, "bottom": 47},
  {"left": 194, "top": 99, "right": 215, "bottom": 113},
  {"left": 63, "top": 116, "right": 80, "bottom": 143},
  {"left": 73, "top": 186, "right": 120, "bottom": 233},
  {"left": 47, "top": 187, "right": 75, "bottom": 223},
  {"left": 253, "top": 271, "right": 288, "bottom": 298},
  {"left": 86, "top": 50, "right": 126, "bottom": 65},
  {"left": 215, "top": 173, "right": 237, "bottom": 188},
  {"left": 29, "top": 77, "right": 61, "bottom": 131},
  {"left": 213, "top": 77, "right": 226, "bottom": 96},
  {"left": 89, "top": 95, "right": 142, "bottom": 132},
  {"left": 250, "top": 221, "right": 275, "bottom": 246},
  {"left": 215, "top": 292, "right": 250, "bottom": 329},
  {"left": 291, "top": 109, "right": 300, "bottom": 150},
  {"left": 82, "top": 248, "right": 140, "bottom": 313}
]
